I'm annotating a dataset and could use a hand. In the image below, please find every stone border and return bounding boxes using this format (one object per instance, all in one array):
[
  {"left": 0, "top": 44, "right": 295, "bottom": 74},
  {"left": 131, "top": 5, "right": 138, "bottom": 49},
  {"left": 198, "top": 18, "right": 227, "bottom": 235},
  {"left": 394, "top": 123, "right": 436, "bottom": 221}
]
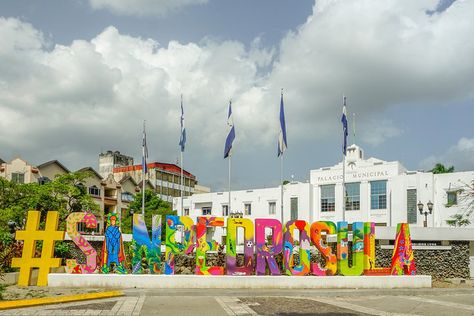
[{"left": 48, "top": 274, "right": 431, "bottom": 289}]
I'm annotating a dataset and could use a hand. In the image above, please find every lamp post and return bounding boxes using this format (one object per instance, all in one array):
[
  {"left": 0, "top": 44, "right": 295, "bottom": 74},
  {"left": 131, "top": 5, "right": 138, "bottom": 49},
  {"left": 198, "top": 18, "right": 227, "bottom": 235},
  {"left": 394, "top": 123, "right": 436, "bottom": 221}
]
[{"left": 417, "top": 200, "right": 433, "bottom": 227}]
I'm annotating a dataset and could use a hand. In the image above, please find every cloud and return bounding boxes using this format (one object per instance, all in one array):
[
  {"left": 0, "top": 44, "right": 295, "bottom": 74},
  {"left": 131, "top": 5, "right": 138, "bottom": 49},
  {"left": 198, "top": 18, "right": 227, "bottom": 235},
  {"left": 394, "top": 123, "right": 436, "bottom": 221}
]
[
  {"left": 1, "top": 0, "right": 474, "bottom": 188},
  {"left": 360, "top": 119, "right": 403, "bottom": 146},
  {"left": 0, "top": 18, "right": 274, "bottom": 173},
  {"left": 420, "top": 138, "right": 474, "bottom": 171},
  {"left": 88, "top": 0, "right": 208, "bottom": 17}
]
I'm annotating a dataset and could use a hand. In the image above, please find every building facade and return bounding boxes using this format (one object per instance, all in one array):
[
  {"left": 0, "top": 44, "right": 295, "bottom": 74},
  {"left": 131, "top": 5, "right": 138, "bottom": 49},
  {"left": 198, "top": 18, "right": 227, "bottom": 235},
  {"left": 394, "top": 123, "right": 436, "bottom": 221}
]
[
  {"left": 174, "top": 144, "right": 474, "bottom": 242},
  {"left": 0, "top": 157, "right": 135, "bottom": 234},
  {"left": 112, "top": 162, "right": 197, "bottom": 203},
  {"left": 98, "top": 151, "right": 134, "bottom": 178}
]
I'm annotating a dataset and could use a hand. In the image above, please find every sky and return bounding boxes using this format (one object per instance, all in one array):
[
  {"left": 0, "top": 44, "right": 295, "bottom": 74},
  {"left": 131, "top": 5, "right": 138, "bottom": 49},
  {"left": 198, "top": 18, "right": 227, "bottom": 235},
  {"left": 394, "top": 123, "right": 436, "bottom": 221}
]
[{"left": 0, "top": 0, "right": 473, "bottom": 191}]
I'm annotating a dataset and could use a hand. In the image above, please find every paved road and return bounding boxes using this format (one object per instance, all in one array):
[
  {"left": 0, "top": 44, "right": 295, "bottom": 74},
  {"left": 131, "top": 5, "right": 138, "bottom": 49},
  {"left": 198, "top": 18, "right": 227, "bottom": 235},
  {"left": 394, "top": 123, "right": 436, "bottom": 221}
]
[{"left": 1, "top": 288, "right": 474, "bottom": 315}]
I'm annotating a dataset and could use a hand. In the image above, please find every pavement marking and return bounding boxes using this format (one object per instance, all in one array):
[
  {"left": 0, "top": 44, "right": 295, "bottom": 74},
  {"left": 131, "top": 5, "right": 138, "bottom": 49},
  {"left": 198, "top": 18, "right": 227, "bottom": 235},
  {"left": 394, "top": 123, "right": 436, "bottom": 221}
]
[
  {"left": 400, "top": 295, "right": 474, "bottom": 312},
  {"left": 215, "top": 297, "right": 258, "bottom": 316},
  {"left": 0, "top": 296, "right": 140, "bottom": 316},
  {"left": 132, "top": 295, "right": 145, "bottom": 316},
  {"left": 292, "top": 296, "right": 419, "bottom": 316},
  {"left": 0, "top": 291, "right": 124, "bottom": 311}
]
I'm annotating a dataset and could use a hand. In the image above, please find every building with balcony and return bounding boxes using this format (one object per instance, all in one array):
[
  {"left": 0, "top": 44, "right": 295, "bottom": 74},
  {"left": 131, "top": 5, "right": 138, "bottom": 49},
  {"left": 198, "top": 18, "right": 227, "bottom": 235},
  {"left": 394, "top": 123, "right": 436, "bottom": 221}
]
[{"left": 111, "top": 162, "right": 197, "bottom": 203}]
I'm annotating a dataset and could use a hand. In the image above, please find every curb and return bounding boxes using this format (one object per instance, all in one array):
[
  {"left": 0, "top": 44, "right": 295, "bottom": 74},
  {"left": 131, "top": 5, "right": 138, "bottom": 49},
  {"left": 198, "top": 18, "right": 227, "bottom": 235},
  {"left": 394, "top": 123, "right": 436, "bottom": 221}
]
[{"left": 0, "top": 290, "right": 124, "bottom": 310}]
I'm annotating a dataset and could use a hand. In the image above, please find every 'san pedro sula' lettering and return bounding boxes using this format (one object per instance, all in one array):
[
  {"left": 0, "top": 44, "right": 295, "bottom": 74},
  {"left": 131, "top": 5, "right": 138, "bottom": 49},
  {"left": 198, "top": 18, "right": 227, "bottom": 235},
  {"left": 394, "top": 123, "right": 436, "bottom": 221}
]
[{"left": 13, "top": 210, "right": 416, "bottom": 286}]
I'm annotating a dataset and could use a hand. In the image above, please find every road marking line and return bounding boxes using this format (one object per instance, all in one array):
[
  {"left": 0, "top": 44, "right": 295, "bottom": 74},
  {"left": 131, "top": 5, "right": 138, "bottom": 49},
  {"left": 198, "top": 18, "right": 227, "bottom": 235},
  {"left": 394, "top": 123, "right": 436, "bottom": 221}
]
[
  {"left": 132, "top": 295, "right": 145, "bottom": 315},
  {"left": 400, "top": 296, "right": 474, "bottom": 312},
  {"left": 291, "top": 296, "right": 419, "bottom": 316},
  {"left": 215, "top": 297, "right": 236, "bottom": 315},
  {"left": 0, "top": 291, "right": 124, "bottom": 310},
  {"left": 215, "top": 297, "right": 259, "bottom": 316}
]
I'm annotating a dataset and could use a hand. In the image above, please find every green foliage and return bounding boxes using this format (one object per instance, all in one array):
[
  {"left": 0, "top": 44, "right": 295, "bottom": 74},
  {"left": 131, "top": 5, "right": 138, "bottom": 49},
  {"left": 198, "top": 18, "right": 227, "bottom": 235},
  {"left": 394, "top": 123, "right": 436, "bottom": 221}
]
[
  {"left": 121, "top": 189, "right": 176, "bottom": 240},
  {"left": 446, "top": 214, "right": 471, "bottom": 227},
  {"left": 430, "top": 163, "right": 455, "bottom": 174},
  {"left": 0, "top": 172, "right": 99, "bottom": 234},
  {"left": 54, "top": 241, "right": 72, "bottom": 259}
]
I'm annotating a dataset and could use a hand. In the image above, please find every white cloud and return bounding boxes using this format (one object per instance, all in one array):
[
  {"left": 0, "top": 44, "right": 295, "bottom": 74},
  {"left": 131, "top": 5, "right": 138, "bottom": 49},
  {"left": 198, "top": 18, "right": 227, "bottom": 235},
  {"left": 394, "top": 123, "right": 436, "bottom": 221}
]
[
  {"left": 0, "top": 18, "right": 273, "bottom": 171},
  {"left": 89, "top": 0, "right": 208, "bottom": 17},
  {"left": 360, "top": 119, "right": 403, "bottom": 146},
  {"left": 420, "top": 138, "right": 474, "bottom": 171}
]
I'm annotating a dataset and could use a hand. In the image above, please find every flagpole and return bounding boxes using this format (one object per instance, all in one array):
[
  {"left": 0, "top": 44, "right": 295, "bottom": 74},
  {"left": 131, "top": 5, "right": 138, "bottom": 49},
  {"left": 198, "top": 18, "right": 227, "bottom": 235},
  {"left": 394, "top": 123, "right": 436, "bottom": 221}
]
[
  {"left": 280, "top": 153, "right": 284, "bottom": 224},
  {"left": 180, "top": 94, "right": 184, "bottom": 217},
  {"left": 142, "top": 120, "right": 146, "bottom": 216},
  {"left": 342, "top": 96, "right": 346, "bottom": 222},
  {"left": 228, "top": 153, "right": 231, "bottom": 214},
  {"left": 180, "top": 151, "right": 184, "bottom": 216},
  {"left": 342, "top": 152, "right": 346, "bottom": 222}
]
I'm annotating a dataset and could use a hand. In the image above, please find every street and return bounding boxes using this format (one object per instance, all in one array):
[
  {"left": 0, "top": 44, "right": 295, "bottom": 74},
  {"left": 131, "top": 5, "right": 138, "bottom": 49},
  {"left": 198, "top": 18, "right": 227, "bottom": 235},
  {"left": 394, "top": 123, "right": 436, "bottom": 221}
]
[{"left": 1, "top": 288, "right": 474, "bottom": 315}]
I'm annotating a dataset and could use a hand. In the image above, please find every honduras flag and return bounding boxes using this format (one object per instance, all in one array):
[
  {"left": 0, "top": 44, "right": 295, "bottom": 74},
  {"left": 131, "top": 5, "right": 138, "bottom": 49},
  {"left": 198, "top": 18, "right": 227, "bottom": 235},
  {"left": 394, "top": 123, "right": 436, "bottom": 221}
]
[
  {"left": 341, "top": 96, "right": 348, "bottom": 156},
  {"left": 277, "top": 92, "right": 287, "bottom": 157},
  {"left": 224, "top": 101, "right": 235, "bottom": 159},
  {"left": 142, "top": 122, "right": 148, "bottom": 173},
  {"left": 179, "top": 97, "right": 186, "bottom": 152}
]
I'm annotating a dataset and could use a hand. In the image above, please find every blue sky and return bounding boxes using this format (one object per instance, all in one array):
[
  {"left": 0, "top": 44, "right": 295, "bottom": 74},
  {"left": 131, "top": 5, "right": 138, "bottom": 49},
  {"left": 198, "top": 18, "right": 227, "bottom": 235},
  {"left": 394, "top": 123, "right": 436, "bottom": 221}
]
[{"left": 0, "top": 0, "right": 473, "bottom": 191}]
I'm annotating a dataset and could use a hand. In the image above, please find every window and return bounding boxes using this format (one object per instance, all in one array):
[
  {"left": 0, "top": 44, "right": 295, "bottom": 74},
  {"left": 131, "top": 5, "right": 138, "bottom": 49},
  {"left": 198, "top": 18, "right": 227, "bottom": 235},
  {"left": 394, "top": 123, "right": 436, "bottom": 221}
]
[
  {"left": 371, "top": 180, "right": 387, "bottom": 210},
  {"left": 290, "top": 197, "right": 298, "bottom": 220},
  {"left": 345, "top": 183, "right": 360, "bottom": 211},
  {"left": 121, "top": 192, "right": 134, "bottom": 202},
  {"left": 89, "top": 185, "right": 101, "bottom": 196},
  {"left": 268, "top": 201, "right": 276, "bottom": 215},
  {"left": 244, "top": 203, "right": 252, "bottom": 215},
  {"left": 321, "top": 185, "right": 335, "bottom": 212},
  {"left": 38, "top": 177, "right": 50, "bottom": 185},
  {"left": 202, "top": 207, "right": 212, "bottom": 215},
  {"left": 447, "top": 191, "right": 457, "bottom": 206},
  {"left": 11, "top": 172, "right": 24, "bottom": 184},
  {"left": 222, "top": 204, "right": 229, "bottom": 216},
  {"left": 407, "top": 189, "right": 417, "bottom": 224},
  {"left": 184, "top": 208, "right": 189, "bottom": 216}
]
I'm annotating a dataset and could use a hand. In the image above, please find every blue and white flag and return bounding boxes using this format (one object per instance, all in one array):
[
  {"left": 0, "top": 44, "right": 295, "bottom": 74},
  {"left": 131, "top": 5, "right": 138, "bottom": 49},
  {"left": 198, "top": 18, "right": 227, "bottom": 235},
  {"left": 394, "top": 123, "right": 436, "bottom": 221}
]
[
  {"left": 142, "top": 122, "right": 148, "bottom": 173},
  {"left": 179, "top": 96, "right": 186, "bottom": 152},
  {"left": 341, "top": 96, "right": 348, "bottom": 156},
  {"left": 224, "top": 101, "right": 235, "bottom": 159},
  {"left": 278, "top": 92, "right": 287, "bottom": 157}
]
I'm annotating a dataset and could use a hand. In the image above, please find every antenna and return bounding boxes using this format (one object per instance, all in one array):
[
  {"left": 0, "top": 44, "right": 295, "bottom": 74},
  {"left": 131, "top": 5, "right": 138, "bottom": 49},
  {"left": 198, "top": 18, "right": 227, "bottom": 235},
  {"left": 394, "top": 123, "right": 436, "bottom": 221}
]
[{"left": 352, "top": 113, "right": 356, "bottom": 145}]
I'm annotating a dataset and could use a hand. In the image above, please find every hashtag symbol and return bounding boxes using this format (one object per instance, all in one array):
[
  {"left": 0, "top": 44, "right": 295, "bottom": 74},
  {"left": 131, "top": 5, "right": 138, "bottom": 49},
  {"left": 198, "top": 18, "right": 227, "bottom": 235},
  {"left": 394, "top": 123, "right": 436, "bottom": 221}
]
[{"left": 11, "top": 211, "right": 65, "bottom": 286}]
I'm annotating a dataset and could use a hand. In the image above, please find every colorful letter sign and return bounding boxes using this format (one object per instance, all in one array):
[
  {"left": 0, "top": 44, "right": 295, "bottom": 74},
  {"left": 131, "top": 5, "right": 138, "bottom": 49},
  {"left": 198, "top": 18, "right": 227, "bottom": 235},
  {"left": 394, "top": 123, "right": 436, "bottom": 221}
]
[
  {"left": 131, "top": 214, "right": 161, "bottom": 274},
  {"left": 12, "top": 210, "right": 420, "bottom": 286},
  {"left": 195, "top": 216, "right": 225, "bottom": 275},
  {"left": 226, "top": 218, "right": 254, "bottom": 275},
  {"left": 165, "top": 215, "right": 195, "bottom": 274},
  {"left": 65, "top": 212, "right": 98, "bottom": 274},
  {"left": 283, "top": 220, "right": 311, "bottom": 276},
  {"left": 255, "top": 218, "right": 282, "bottom": 275}
]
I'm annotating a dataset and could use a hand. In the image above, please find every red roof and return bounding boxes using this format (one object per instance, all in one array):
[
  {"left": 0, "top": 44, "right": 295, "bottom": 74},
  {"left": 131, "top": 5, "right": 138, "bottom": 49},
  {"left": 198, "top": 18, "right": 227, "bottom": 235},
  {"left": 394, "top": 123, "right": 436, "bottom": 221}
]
[{"left": 113, "top": 162, "right": 195, "bottom": 179}]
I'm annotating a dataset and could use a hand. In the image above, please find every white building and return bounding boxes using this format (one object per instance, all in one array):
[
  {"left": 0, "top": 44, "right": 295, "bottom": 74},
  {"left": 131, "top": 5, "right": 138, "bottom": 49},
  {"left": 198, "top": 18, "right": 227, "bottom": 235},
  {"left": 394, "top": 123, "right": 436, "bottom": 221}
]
[{"left": 174, "top": 144, "right": 474, "bottom": 236}]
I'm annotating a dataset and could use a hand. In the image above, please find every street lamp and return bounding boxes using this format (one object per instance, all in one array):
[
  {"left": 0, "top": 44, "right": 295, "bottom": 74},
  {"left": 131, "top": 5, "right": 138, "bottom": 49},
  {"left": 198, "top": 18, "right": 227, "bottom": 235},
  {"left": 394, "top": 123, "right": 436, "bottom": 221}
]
[{"left": 417, "top": 201, "right": 434, "bottom": 227}]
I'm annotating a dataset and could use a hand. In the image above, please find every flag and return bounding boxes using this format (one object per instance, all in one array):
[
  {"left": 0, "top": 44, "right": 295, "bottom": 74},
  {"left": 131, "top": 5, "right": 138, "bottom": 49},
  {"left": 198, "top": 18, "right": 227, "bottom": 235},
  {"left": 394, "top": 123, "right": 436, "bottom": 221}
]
[
  {"left": 341, "top": 96, "right": 348, "bottom": 156},
  {"left": 179, "top": 96, "right": 186, "bottom": 152},
  {"left": 278, "top": 92, "right": 287, "bottom": 157},
  {"left": 224, "top": 101, "right": 235, "bottom": 159},
  {"left": 142, "top": 122, "right": 148, "bottom": 173}
]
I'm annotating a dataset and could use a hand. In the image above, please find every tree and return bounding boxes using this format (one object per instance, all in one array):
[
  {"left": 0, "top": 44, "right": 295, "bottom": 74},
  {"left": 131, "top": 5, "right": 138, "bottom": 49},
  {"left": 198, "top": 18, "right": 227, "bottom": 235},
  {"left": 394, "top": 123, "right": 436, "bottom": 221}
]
[
  {"left": 121, "top": 189, "right": 176, "bottom": 240},
  {"left": 446, "top": 181, "right": 474, "bottom": 227},
  {"left": 0, "top": 171, "right": 99, "bottom": 234},
  {"left": 431, "top": 163, "right": 455, "bottom": 174}
]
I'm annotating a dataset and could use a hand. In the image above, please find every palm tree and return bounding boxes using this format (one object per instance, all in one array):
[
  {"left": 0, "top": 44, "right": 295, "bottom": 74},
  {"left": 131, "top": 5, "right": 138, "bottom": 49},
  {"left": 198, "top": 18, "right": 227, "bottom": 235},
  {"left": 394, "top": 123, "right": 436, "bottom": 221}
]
[{"left": 431, "top": 163, "right": 454, "bottom": 174}]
